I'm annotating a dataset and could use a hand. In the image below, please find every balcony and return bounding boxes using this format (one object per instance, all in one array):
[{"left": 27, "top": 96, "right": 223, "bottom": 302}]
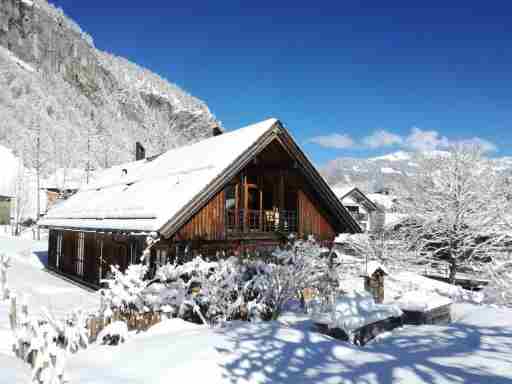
[{"left": 226, "top": 209, "right": 297, "bottom": 235}]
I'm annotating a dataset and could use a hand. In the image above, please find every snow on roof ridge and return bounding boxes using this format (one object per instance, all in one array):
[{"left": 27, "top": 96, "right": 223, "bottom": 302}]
[
  {"left": 82, "top": 118, "right": 278, "bottom": 191},
  {"left": 331, "top": 185, "right": 358, "bottom": 199}
]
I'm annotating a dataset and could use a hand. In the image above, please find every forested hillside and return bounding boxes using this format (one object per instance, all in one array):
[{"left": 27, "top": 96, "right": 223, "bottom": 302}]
[{"left": 0, "top": 0, "right": 219, "bottom": 179}]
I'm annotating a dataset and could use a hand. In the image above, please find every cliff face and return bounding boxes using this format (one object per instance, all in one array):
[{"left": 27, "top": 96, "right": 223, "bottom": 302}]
[{"left": 0, "top": 0, "right": 219, "bottom": 175}]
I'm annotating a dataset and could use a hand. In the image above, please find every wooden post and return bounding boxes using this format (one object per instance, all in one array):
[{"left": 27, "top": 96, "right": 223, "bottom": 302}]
[
  {"left": 279, "top": 172, "right": 285, "bottom": 211},
  {"left": 243, "top": 175, "right": 248, "bottom": 232},
  {"left": 259, "top": 188, "right": 263, "bottom": 231},
  {"left": 9, "top": 296, "right": 16, "bottom": 331}
]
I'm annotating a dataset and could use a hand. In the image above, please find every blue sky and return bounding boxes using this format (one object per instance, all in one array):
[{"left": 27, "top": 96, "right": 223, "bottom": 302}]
[{"left": 51, "top": 0, "right": 512, "bottom": 165}]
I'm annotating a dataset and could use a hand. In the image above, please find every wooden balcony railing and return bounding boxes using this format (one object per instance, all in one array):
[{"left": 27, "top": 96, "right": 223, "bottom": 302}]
[{"left": 226, "top": 209, "right": 297, "bottom": 234}]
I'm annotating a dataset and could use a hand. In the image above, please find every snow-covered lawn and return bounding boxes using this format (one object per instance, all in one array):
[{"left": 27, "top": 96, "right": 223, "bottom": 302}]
[
  {"left": 0, "top": 236, "right": 99, "bottom": 314},
  {"left": 67, "top": 304, "right": 512, "bottom": 384},
  {"left": 0, "top": 236, "right": 99, "bottom": 382}
]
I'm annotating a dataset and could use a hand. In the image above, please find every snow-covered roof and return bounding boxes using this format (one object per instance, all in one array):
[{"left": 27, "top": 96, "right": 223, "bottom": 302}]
[
  {"left": 366, "top": 193, "right": 395, "bottom": 211},
  {"left": 331, "top": 185, "right": 357, "bottom": 200},
  {"left": 332, "top": 185, "right": 379, "bottom": 212},
  {"left": 40, "top": 119, "right": 278, "bottom": 232}
]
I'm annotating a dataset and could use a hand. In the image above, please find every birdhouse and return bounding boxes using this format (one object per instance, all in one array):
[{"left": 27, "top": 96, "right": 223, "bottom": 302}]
[{"left": 362, "top": 261, "right": 388, "bottom": 304}]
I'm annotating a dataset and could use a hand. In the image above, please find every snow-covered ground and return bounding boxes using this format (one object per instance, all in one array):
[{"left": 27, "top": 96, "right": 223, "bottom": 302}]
[
  {"left": 0, "top": 236, "right": 99, "bottom": 382},
  {"left": 67, "top": 304, "right": 512, "bottom": 384},
  {"left": 1, "top": 236, "right": 511, "bottom": 384}
]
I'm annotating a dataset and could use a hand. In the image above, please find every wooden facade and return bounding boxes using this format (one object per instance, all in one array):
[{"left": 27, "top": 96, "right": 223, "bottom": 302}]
[
  {"left": 48, "top": 229, "right": 145, "bottom": 286},
  {"left": 176, "top": 191, "right": 226, "bottom": 241},
  {"left": 297, "top": 190, "right": 335, "bottom": 240}
]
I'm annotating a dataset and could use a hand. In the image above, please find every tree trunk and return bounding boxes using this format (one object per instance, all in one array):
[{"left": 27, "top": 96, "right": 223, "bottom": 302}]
[{"left": 449, "top": 259, "right": 457, "bottom": 284}]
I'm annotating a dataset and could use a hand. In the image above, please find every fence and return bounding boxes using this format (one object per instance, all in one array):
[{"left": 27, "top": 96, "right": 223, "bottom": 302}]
[{"left": 87, "top": 309, "right": 163, "bottom": 342}]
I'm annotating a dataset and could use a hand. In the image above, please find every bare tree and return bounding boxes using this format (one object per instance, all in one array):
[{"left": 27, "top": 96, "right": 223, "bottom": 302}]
[
  {"left": 396, "top": 144, "right": 506, "bottom": 283},
  {"left": 13, "top": 160, "right": 30, "bottom": 236}
]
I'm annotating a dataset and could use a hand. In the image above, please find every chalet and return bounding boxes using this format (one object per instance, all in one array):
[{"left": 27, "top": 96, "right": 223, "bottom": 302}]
[
  {"left": 332, "top": 186, "right": 385, "bottom": 232},
  {"left": 39, "top": 119, "right": 360, "bottom": 286}
]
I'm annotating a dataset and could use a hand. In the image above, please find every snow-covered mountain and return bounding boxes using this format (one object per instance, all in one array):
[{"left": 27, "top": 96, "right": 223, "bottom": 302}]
[
  {"left": 321, "top": 151, "right": 417, "bottom": 192},
  {"left": 322, "top": 150, "right": 512, "bottom": 193},
  {"left": 0, "top": 0, "right": 219, "bottom": 177}
]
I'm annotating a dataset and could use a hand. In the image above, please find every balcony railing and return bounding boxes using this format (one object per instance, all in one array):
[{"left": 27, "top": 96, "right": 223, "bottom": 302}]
[{"left": 226, "top": 209, "right": 297, "bottom": 234}]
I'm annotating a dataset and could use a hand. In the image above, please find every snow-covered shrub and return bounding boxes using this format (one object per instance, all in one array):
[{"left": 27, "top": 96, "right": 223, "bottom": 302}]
[
  {"left": 482, "top": 260, "right": 512, "bottom": 307},
  {"left": 96, "top": 321, "right": 129, "bottom": 345},
  {"left": 248, "top": 236, "right": 334, "bottom": 320},
  {"left": 100, "top": 264, "right": 149, "bottom": 313},
  {"left": 10, "top": 295, "right": 88, "bottom": 384},
  {"left": 1, "top": 252, "right": 10, "bottom": 300},
  {"left": 99, "top": 237, "right": 337, "bottom": 325}
]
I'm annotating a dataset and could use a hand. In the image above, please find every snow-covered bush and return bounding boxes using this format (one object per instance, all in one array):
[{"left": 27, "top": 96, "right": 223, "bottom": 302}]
[
  {"left": 482, "top": 260, "right": 512, "bottom": 307},
  {"left": 96, "top": 321, "right": 129, "bottom": 346},
  {"left": 1, "top": 252, "right": 10, "bottom": 300},
  {"left": 10, "top": 295, "right": 88, "bottom": 384},
  {"left": 99, "top": 237, "right": 337, "bottom": 325},
  {"left": 100, "top": 264, "right": 149, "bottom": 313},
  {"left": 247, "top": 237, "right": 335, "bottom": 320}
]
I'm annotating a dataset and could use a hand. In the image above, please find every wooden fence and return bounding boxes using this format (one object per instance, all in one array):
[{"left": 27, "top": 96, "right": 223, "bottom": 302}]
[{"left": 87, "top": 310, "right": 163, "bottom": 342}]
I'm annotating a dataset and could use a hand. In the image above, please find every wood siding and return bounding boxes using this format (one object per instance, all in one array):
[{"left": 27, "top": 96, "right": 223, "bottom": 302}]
[
  {"left": 176, "top": 191, "right": 226, "bottom": 241},
  {"left": 47, "top": 229, "right": 144, "bottom": 287},
  {"left": 298, "top": 190, "right": 336, "bottom": 240}
]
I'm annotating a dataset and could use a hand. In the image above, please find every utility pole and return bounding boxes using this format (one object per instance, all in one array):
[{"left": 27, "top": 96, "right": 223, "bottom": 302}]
[{"left": 36, "top": 134, "right": 41, "bottom": 241}]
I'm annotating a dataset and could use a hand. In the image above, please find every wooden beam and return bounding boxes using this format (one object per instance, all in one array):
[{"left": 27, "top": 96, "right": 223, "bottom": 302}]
[{"left": 279, "top": 172, "right": 285, "bottom": 210}]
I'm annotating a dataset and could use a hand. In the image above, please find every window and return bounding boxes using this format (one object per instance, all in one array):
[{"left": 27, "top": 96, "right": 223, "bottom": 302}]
[
  {"left": 76, "top": 232, "right": 85, "bottom": 276},
  {"left": 56, "top": 231, "right": 63, "bottom": 269},
  {"left": 156, "top": 249, "right": 167, "bottom": 266},
  {"left": 248, "top": 188, "right": 260, "bottom": 210},
  {"left": 225, "top": 185, "right": 236, "bottom": 210}
]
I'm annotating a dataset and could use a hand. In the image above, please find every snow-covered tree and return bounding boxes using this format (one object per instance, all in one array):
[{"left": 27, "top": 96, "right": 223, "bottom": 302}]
[
  {"left": 396, "top": 144, "right": 507, "bottom": 283},
  {"left": 13, "top": 159, "right": 31, "bottom": 235}
]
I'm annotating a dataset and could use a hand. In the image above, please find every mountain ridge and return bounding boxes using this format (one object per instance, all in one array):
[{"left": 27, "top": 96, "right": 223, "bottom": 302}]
[{"left": 322, "top": 150, "right": 512, "bottom": 193}]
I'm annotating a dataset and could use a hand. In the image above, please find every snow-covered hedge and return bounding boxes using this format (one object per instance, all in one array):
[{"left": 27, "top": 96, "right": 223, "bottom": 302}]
[{"left": 99, "top": 237, "right": 338, "bottom": 326}]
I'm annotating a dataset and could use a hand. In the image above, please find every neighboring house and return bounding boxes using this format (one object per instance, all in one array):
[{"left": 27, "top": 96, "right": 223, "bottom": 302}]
[
  {"left": 332, "top": 186, "right": 385, "bottom": 232},
  {"left": 43, "top": 168, "right": 89, "bottom": 212},
  {"left": 0, "top": 195, "right": 13, "bottom": 225},
  {"left": 39, "top": 118, "right": 360, "bottom": 286}
]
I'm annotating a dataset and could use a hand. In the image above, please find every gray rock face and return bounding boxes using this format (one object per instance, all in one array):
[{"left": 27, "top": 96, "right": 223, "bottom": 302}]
[{"left": 0, "top": 0, "right": 219, "bottom": 174}]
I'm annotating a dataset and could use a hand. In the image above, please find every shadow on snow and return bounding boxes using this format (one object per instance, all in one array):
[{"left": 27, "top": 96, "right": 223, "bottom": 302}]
[{"left": 217, "top": 319, "right": 512, "bottom": 384}]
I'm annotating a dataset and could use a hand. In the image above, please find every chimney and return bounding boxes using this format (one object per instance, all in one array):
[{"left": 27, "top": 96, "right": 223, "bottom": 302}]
[
  {"left": 212, "top": 126, "right": 223, "bottom": 136},
  {"left": 135, "top": 142, "right": 146, "bottom": 161}
]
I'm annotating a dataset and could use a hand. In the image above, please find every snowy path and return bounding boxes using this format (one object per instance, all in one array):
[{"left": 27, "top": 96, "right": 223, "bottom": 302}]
[
  {"left": 0, "top": 236, "right": 99, "bottom": 316},
  {"left": 67, "top": 304, "right": 512, "bottom": 384}
]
